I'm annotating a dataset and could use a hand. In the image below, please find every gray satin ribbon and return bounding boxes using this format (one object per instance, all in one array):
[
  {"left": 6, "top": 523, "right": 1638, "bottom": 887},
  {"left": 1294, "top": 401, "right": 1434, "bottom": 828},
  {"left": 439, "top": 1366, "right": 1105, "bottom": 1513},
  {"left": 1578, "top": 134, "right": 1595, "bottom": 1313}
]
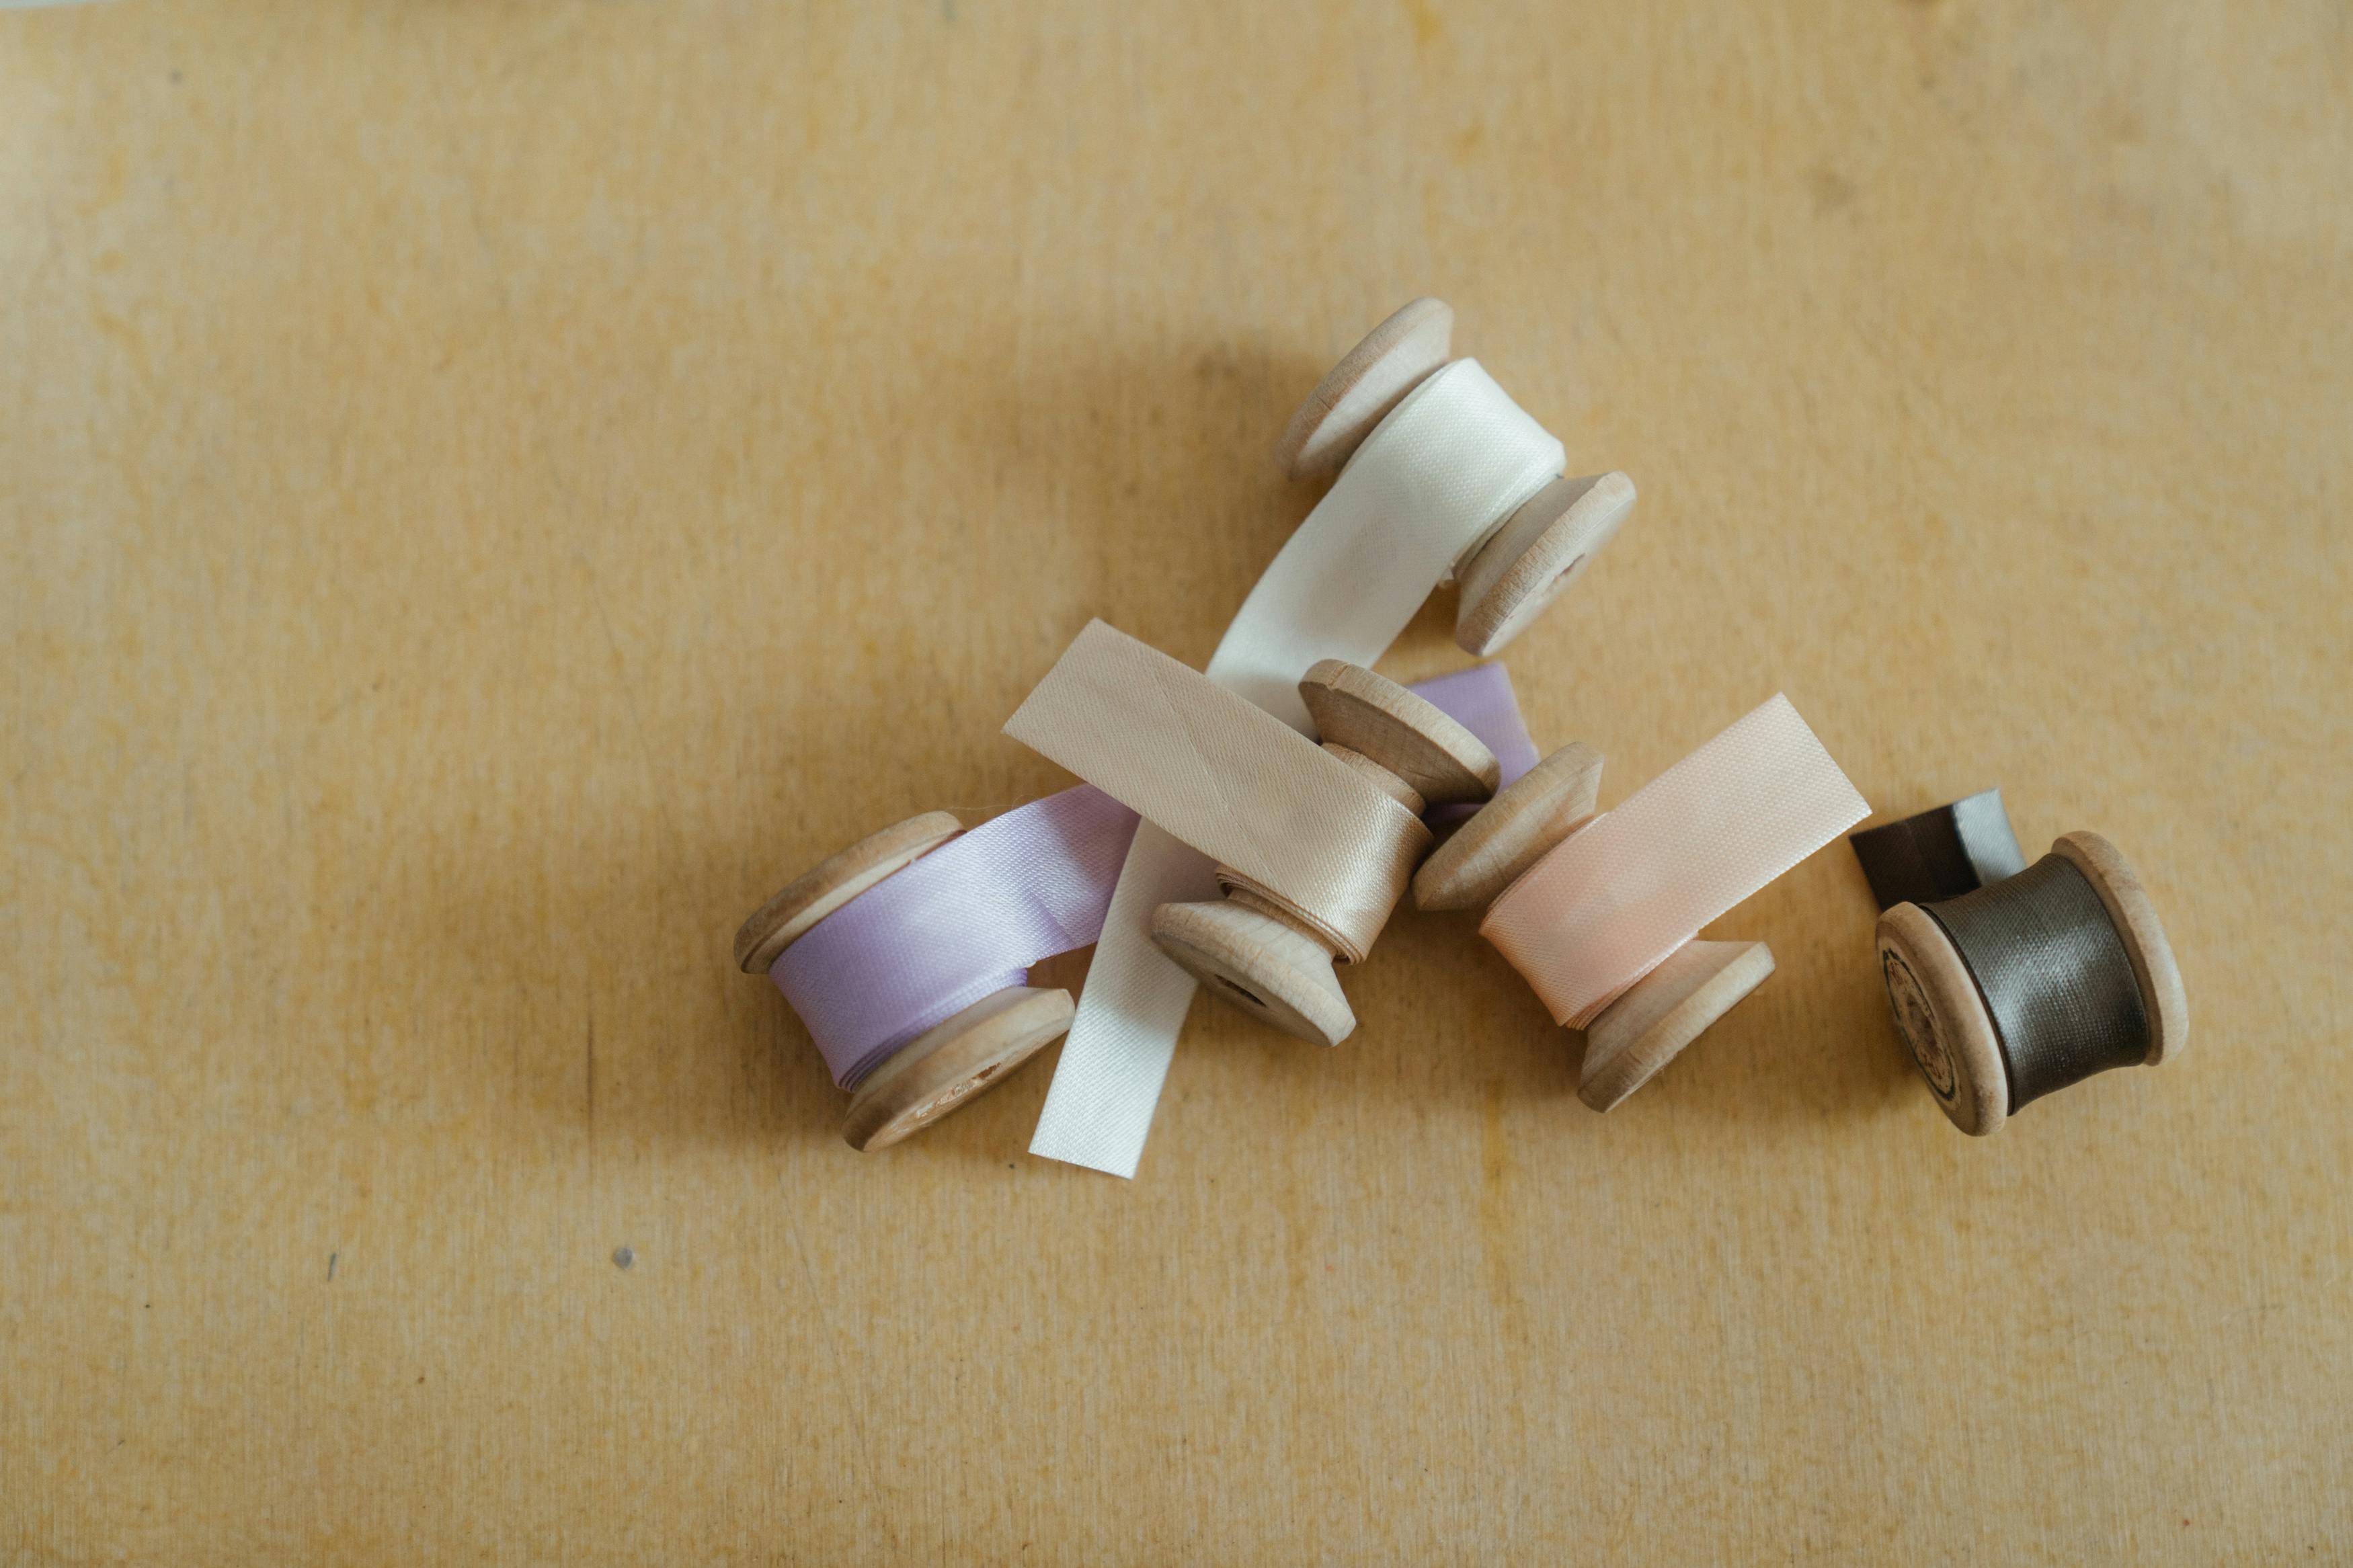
[
  {"left": 1917, "top": 854, "right": 2153, "bottom": 1112},
  {"left": 1847, "top": 788, "right": 2026, "bottom": 911}
]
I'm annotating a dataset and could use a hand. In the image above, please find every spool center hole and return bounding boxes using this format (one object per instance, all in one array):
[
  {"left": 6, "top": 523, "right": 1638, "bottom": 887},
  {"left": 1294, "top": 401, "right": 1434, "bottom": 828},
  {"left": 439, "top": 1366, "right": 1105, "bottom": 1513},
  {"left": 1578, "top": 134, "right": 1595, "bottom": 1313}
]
[{"left": 1213, "top": 974, "right": 1269, "bottom": 1008}]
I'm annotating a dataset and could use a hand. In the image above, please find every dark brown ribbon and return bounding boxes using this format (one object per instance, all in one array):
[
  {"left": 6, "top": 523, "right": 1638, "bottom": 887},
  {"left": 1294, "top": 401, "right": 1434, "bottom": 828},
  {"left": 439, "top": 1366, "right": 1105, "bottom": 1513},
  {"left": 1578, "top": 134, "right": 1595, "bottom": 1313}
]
[
  {"left": 1847, "top": 788, "right": 2026, "bottom": 911},
  {"left": 1856, "top": 793, "right": 2151, "bottom": 1114},
  {"left": 1917, "top": 854, "right": 2153, "bottom": 1112}
]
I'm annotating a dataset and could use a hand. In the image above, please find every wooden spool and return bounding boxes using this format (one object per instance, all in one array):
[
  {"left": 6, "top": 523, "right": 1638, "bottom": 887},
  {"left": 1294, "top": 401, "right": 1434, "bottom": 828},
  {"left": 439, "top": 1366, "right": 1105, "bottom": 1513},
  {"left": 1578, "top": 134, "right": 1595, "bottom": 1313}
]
[
  {"left": 733, "top": 812, "right": 1073, "bottom": 1152},
  {"left": 1149, "top": 660, "right": 1499, "bottom": 1048},
  {"left": 1412, "top": 745, "right": 1778, "bottom": 1110},
  {"left": 1273, "top": 298, "right": 1636, "bottom": 659},
  {"left": 1874, "top": 830, "right": 2187, "bottom": 1136}
]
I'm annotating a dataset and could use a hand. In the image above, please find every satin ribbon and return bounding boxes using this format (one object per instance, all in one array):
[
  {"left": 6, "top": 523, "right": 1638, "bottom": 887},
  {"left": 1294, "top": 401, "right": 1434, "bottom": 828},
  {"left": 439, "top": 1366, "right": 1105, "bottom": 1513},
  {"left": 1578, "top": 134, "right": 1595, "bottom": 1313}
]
[
  {"left": 1033, "top": 360, "right": 1565, "bottom": 1177},
  {"left": 1482, "top": 695, "right": 1869, "bottom": 1028},
  {"left": 764, "top": 663, "right": 1535, "bottom": 1101},
  {"left": 1004, "top": 620, "right": 1430, "bottom": 963},
  {"left": 1848, "top": 788, "right": 2026, "bottom": 911},
  {"left": 1919, "top": 854, "right": 2152, "bottom": 1110},
  {"left": 769, "top": 785, "right": 1139, "bottom": 1088}
]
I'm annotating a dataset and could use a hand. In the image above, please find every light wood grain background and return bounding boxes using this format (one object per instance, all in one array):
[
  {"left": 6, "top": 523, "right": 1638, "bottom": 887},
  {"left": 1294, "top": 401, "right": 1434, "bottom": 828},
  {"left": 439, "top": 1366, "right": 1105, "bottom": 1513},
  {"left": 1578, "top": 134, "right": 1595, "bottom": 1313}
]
[{"left": 5, "top": 1, "right": 2349, "bottom": 1562}]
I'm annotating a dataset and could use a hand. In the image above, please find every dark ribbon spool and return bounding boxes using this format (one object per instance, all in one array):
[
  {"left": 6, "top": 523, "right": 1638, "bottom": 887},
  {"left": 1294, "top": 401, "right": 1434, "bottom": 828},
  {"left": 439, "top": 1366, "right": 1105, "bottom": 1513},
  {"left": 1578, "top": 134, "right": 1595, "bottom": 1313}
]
[
  {"left": 1856, "top": 792, "right": 2160, "bottom": 1116},
  {"left": 1915, "top": 853, "right": 2153, "bottom": 1113}
]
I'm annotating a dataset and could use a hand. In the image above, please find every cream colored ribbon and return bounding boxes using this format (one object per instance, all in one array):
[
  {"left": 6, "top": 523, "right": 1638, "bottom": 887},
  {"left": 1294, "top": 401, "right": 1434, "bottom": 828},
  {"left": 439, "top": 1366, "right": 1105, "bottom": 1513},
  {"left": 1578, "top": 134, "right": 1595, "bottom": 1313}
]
[
  {"left": 1482, "top": 694, "right": 1870, "bottom": 1028},
  {"left": 1004, "top": 620, "right": 1429, "bottom": 960},
  {"left": 1031, "top": 360, "right": 1564, "bottom": 1176}
]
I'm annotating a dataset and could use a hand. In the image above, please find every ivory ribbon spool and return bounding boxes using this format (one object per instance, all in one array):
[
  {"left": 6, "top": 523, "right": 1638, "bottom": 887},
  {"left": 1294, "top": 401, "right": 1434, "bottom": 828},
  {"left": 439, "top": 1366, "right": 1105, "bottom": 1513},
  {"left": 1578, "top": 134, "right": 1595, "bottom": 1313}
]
[
  {"left": 1874, "top": 825, "right": 2188, "bottom": 1136},
  {"left": 732, "top": 786, "right": 1138, "bottom": 1151},
  {"left": 1004, "top": 622, "right": 1444, "bottom": 1049},
  {"left": 1425, "top": 695, "right": 1870, "bottom": 1110},
  {"left": 1275, "top": 297, "right": 1639, "bottom": 659},
  {"left": 1036, "top": 302, "right": 1614, "bottom": 1178},
  {"left": 1151, "top": 659, "right": 1500, "bottom": 1046}
]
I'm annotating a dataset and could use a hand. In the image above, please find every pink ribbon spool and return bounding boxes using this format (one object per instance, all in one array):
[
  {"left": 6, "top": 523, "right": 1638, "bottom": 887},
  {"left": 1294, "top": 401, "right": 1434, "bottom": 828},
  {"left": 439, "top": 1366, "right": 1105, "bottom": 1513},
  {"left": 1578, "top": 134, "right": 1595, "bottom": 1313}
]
[{"left": 1470, "top": 695, "right": 1870, "bottom": 1108}]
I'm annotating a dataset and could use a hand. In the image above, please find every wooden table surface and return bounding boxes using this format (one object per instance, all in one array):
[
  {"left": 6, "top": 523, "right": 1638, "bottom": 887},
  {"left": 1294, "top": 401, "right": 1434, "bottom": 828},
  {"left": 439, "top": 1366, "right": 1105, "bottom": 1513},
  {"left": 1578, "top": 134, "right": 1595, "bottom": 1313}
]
[{"left": 5, "top": 2, "right": 2349, "bottom": 1561}]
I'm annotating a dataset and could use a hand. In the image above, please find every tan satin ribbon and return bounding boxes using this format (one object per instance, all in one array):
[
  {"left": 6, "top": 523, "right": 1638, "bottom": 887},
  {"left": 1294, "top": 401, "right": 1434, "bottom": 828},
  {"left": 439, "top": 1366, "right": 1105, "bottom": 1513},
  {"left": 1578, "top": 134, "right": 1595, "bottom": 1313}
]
[
  {"left": 1004, "top": 620, "right": 1430, "bottom": 962},
  {"left": 1482, "top": 694, "right": 1869, "bottom": 1027}
]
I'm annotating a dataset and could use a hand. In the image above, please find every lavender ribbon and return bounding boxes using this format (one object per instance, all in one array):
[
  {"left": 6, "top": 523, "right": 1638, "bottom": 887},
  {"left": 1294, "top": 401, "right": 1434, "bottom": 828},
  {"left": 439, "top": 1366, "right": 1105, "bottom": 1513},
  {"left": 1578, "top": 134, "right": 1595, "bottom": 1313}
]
[
  {"left": 1408, "top": 663, "right": 1540, "bottom": 826},
  {"left": 767, "top": 665, "right": 1537, "bottom": 1088},
  {"left": 771, "top": 786, "right": 1140, "bottom": 1087}
]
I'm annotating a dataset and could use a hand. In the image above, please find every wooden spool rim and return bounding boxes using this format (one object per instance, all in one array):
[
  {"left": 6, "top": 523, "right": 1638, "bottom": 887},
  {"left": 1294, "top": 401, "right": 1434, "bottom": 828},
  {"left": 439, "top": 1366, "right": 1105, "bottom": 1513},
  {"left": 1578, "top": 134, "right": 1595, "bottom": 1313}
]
[
  {"left": 1299, "top": 659, "right": 1499, "bottom": 806},
  {"left": 841, "top": 986, "right": 1072, "bottom": 1152},
  {"left": 1875, "top": 901, "right": 2007, "bottom": 1135},
  {"left": 1272, "top": 298, "right": 1455, "bottom": 481},
  {"left": 1578, "top": 940, "right": 1776, "bottom": 1112},
  {"left": 1454, "top": 472, "right": 1637, "bottom": 658},
  {"left": 1322, "top": 743, "right": 1427, "bottom": 815},
  {"left": 2050, "top": 830, "right": 2188, "bottom": 1067},
  {"left": 732, "top": 811, "right": 963, "bottom": 973},
  {"left": 1412, "top": 742, "right": 1604, "bottom": 912},
  {"left": 1151, "top": 899, "right": 1355, "bottom": 1046}
]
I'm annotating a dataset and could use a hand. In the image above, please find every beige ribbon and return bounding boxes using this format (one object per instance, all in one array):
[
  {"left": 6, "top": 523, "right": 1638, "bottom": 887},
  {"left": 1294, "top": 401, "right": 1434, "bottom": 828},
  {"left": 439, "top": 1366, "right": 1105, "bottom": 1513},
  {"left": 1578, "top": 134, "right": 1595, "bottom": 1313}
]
[
  {"left": 1004, "top": 620, "right": 1429, "bottom": 962},
  {"left": 1033, "top": 360, "right": 1563, "bottom": 1177},
  {"left": 1482, "top": 694, "right": 1869, "bottom": 1028}
]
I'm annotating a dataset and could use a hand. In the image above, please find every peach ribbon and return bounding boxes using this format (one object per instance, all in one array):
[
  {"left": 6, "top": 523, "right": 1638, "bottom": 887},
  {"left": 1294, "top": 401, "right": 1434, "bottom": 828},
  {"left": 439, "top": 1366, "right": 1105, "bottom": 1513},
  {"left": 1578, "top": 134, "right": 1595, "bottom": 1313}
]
[{"left": 1481, "top": 694, "right": 1868, "bottom": 1027}]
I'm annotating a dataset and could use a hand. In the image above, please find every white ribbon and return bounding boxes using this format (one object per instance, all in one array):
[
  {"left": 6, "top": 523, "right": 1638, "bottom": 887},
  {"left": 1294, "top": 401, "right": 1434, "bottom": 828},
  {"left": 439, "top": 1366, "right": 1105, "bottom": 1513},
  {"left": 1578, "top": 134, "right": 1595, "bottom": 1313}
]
[{"left": 1029, "top": 359, "right": 1565, "bottom": 1177}]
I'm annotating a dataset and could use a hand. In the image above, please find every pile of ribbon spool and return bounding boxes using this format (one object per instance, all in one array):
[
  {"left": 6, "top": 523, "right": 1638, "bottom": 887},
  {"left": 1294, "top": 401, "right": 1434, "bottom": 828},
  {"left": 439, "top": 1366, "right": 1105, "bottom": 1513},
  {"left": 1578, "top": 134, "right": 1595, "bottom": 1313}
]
[{"left": 731, "top": 299, "right": 2189, "bottom": 1166}]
